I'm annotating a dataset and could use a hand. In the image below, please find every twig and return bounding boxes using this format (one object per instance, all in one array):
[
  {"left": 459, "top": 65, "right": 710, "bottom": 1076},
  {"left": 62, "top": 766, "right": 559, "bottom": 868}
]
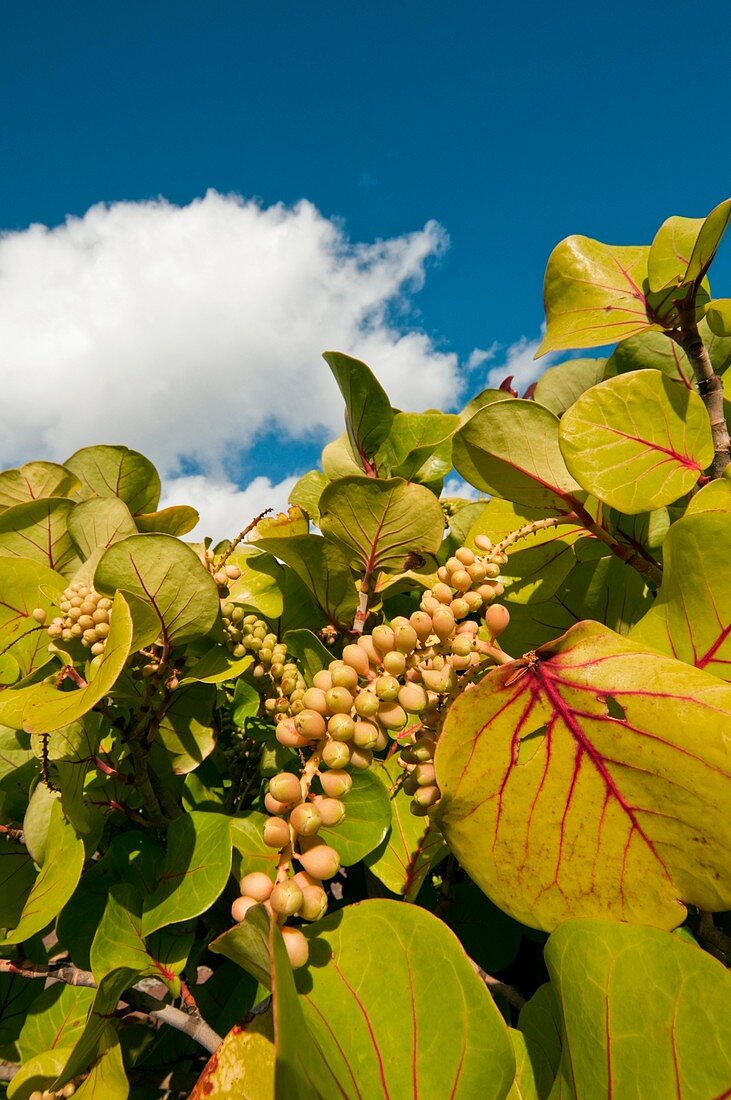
[
  {"left": 493, "top": 515, "right": 578, "bottom": 555},
  {"left": 0, "top": 959, "right": 222, "bottom": 1054},
  {"left": 217, "top": 508, "right": 273, "bottom": 568},
  {"left": 351, "top": 567, "right": 374, "bottom": 636},
  {"left": 468, "top": 957, "right": 526, "bottom": 1010},
  {"left": 675, "top": 302, "right": 730, "bottom": 478},
  {"left": 0, "top": 1064, "right": 18, "bottom": 1082}
]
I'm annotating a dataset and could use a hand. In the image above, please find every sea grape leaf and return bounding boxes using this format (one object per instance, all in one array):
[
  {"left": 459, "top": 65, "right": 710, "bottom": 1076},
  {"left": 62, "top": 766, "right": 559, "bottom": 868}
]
[
  {"left": 230, "top": 812, "right": 280, "bottom": 883},
  {"left": 604, "top": 328, "right": 693, "bottom": 385},
  {"left": 0, "top": 972, "right": 45, "bottom": 1062},
  {"left": 281, "top": 628, "right": 332, "bottom": 686},
  {"left": 365, "top": 756, "right": 447, "bottom": 899},
  {"left": 558, "top": 371, "right": 713, "bottom": 513},
  {"left": 155, "top": 682, "right": 217, "bottom": 773},
  {"left": 1, "top": 799, "right": 85, "bottom": 945},
  {"left": 537, "top": 238, "right": 658, "bottom": 355},
  {"left": 67, "top": 497, "right": 138, "bottom": 559},
  {"left": 459, "top": 387, "right": 513, "bottom": 425},
  {"left": 518, "top": 984, "right": 562, "bottom": 1085},
  {"left": 321, "top": 432, "right": 365, "bottom": 481},
  {"left": 545, "top": 919, "right": 731, "bottom": 1099},
  {"left": 0, "top": 591, "right": 133, "bottom": 734},
  {"left": 453, "top": 401, "right": 581, "bottom": 510},
  {"left": 435, "top": 620, "right": 731, "bottom": 931},
  {"left": 686, "top": 478, "right": 731, "bottom": 514},
  {"left": 223, "top": 547, "right": 284, "bottom": 619},
  {"left": 210, "top": 903, "right": 273, "bottom": 990},
  {"left": 255, "top": 534, "right": 357, "bottom": 628},
  {"left": 17, "top": 983, "right": 95, "bottom": 1062},
  {"left": 648, "top": 214, "right": 707, "bottom": 292},
  {"left": 0, "top": 840, "right": 36, "bottom": 930},
  {"left": 0, "top": 558, "right": 65, "bottom": 681},
  {"left": 377, "top": 410, "right": 458, "bottom": 481},
  {"left": 507, "top": 1029, "right": 553, "bottom": 1100},
  {"left": 250, "top": 507, "right": 308, "bottom": 540},
  {"left": 419, "top": 878, "right": 523, "bottom": 973},
  {"left": 323, "top": 351, "right": 394, "bottom": 467},
  {"left": 465, "top": 499, "right": 586, "bottom": 604},
  {"left": 294, "top": 899, "right": 516, "bottom": 1100},
  {"left": 73, "top": 1032, "right": 129, "bottom": 1099},
  {"left": 288, "top": 469, "right": 329, "bottom": 524},
  {"left": 141, "top": 811, "right": 233, "bottom": 935},
  {"left": 65, "top": 444, "right": 161, "bottom": 514},
  {"left": 0, "top": 462, "right": 80, "bottom": 510},
  {"left": 50, "top": 967, "right": 139, "bottom": 1089},
  {"left": 134, "top": 504, "right": 199, "bottom": 535},
  {"left": 630, "top": 511, "right": 731, "bottom": 681},
  {"left": 190, "top": 1015, "right": 276, "bottom": 1100},
  {"left": 318, "top": 476, "right": 445, "bottom": 574},
  {"left": 532, "top": 359, "right": 606, "bottom": 417},
  {"left": 316, "top": 767, "right": 391, "bottom": 865},
  {"left": 180, "top": 649, "right": 253, "bottom": 686},
  {"left": 706, "top": 297, "right": 731, "bottom": 337},
  {"left": 95, "top": 534, "right": 219, "bottom": 644},
  {"left": 0, "top": 498, "right": 78, "bottom": 574},
  {"left": 7, "top": 1046, "right": 72, "bottom": 1100}
]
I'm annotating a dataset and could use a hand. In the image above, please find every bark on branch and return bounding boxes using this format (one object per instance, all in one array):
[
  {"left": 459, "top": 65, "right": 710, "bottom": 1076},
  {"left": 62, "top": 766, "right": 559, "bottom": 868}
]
[{"left": 676, "top": 304, "right": 731, "bottom": 478}]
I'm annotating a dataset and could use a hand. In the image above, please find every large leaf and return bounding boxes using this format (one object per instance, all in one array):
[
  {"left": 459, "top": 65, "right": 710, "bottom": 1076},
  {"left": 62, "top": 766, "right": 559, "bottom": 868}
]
[
  {"left": 288, "top": 470, "right": 329, "bottom": 524},
  {"left": 649, "top": 198, "right": 731, "bottom": 293},
  {"left": 0, "top": 498, "right": 78, "bottom": 574},
  {"left": 631, "top": 511, "right": 731, "bottom": 681},
  {"left": 376, "top": 410, "right": 458, "bottom": 482},
  {"left": 95, "top": 533, "right": 219, "bottom": 644},
  {"left": 686, "top": 477, "right": 731, "bottom": 514},
  {"left": 317, "top": 767, "right": 391, "bottom": 865},
  {"left": 223, "top": 547, "right": 284, "bottom": 619},
  {"left": 365, "top": 756, "right": 447, "bottom": 899},
  {"left": 0, "top": 558, "right": 65, "bottom": 681},
  {"left": 0, "top": 840, "right": 36, "bottom": 930},
  {"left": 67, "top": 497, "right": 138, "bottom": 559},
  {"left": 319, "top": 476, "right": 446, "bottom": 576},
  {"left": 453, "top": 401, "right": 581, "bottom": 510},
  {"left": 0, "top": 462, "right": 80, "bottom": 509},
  {"left": 255, "top": 534, "right": 357, "bottom": 628},
  {"left": 538, "top": 238, "right": 656, "bottom": 355},
  {"left": 604, "top": 328, "right": 693, "bottom": 385},
  {"left": 559, "top": 371, "right": 713, "bottom": 512},
  {"left": 294, "top": 900, "right": 516, "bottom": 1100},
  {"left": 1, "top": 799, "right": 85, "bottom": 945},
  {"left": 17, "top": 983, "right": 95, "bottom": 1062},
  {"left": 50, "top": 967, "right": 139, "bottom": 1089},
  {"left": 323, "top": 351, "right": 394, "bottom": 468},
  {"left": 141, "top": 811, "right": 233, "bottom": 935},
  {"left": 134, "top": 504, "right": 199, "bottom": 535},
  {"left": 155, "top": 682, "right": 217, "bottom": 774},
  {"left": 90, "top": 883, "right": 161, "bottom": 982},
  {"left": 545, "top": 920, "right": 731, "bottom": 1099},
  {"left": 0, "top": 591, "right": 133, "bottom": 735},
  {"left": 435, "top": 621, "right": 731, "bottom": 931},
  {"left": 191, "top": 1016, "right": 275, "bottom": 1100},
  {"left": 65, "top": 444, "right": 161, "bottom": 513},
  {"left": 532, "top": 359, "right": 606, "bottom": 417}
]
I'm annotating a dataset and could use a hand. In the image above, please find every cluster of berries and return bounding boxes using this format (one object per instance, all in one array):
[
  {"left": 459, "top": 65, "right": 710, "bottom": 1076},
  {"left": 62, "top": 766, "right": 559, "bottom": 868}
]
[{"left": 46, "top": 584, "right": 113, "bottom": 656}]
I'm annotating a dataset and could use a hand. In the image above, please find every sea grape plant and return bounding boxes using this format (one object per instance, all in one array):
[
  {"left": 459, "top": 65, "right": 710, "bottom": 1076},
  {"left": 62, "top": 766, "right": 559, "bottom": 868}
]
[{"left": 0, "top": 199, "right": 730, "bottom": 1099}]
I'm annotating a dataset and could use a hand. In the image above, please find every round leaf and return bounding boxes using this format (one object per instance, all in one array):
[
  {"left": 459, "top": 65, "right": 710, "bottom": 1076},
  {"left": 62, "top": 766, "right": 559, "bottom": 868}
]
[
  {"left": 317, "top": 767, "right": 391, "bottom": 865},
  {"left": 0, "top": 462, "right": 80, "bottom": 510},
  {"left": 559, "top": 371, "right": 713, "bottom": 512},
  {"left": 532, "top": 358, "right": 607, "bottom": 417},
  {"left": 134, "top": 504, "right": 199, "bottom": 535},
  {"left": 95, "top": 533, "right": 220, "bottom": 644},
  {"left": 223, "top": 546, "right": 284, "bottom": 619},
  {"left": 436, "top": 621, "right": 731, "bottom": 931},
  {"left": 0, "top": 498, "right": 78, "bottom": 574},
  {"left": 0, "top": 558, "right": 65, "bottom": 681},
  {"left": 68, "top": 497, "right": 138, "bottom": 559},
  {"left": 65, "top": 444, "right": 161, "bottom": 513}
]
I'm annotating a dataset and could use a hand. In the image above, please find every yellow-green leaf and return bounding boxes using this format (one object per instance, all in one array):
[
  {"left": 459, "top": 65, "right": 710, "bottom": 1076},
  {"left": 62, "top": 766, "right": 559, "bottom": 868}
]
[{"left": 0, "top": 462, "right": 80, "bottom": 510}]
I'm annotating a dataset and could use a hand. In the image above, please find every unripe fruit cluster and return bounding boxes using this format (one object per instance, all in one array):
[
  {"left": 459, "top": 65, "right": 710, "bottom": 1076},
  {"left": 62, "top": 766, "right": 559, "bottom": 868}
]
[
  {"left": 28, "top": 1082, "right": 77, "bottom": 1099},
  {"left": 199, "top": 546, "right": 242, "bottom": 592},
  {"left": 420, "top": 538, "right": 507, "bottom": 622},
  {"left": 47, "top": 583, "right": 113, "bottom": 656},
  {"left": 220, "top": 608, "right": 307, "bottom": 719}
]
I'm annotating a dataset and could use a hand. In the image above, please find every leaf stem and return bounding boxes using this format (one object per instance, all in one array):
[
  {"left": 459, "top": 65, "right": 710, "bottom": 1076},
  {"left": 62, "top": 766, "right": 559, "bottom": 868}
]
[
  {"left": 493, "top": 515, "right": 577, "bottom": 555},
  {"left": 675, "top": 303, "right": 730, "bottom": 477}
]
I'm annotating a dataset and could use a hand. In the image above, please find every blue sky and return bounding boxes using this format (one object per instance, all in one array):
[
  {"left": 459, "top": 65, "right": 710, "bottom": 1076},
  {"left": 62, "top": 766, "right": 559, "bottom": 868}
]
[{"left": 1, "top": 0, "right": 730, "bottom": 535}]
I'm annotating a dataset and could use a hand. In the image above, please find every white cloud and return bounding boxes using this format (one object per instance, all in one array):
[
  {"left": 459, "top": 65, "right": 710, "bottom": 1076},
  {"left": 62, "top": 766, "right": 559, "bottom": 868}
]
[
  {"left": 0, "top": 191, "right": 460, "bottom": 479},
  {"left": 484, "top": 334, "right": 551, "bottom": 393},
  {"left": 441, "top": 476, "right": 481, "bottom": 501},
  {"left": 160, "top": 473, "right": 299, "bottom": 544},
  {"left": 466, "top": 344, "right": 499, "bottom": 371}
]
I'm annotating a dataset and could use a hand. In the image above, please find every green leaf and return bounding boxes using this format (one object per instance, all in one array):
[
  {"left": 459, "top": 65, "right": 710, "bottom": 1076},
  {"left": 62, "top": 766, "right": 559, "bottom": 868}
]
[
  {"left": 706, "top": 297, "right": 731, "bottom": 336},
  {"left": 459, "top": 387, "right": 513, "bottom": 425},
  {"left": 7, "top": 1046, "right": 72, "bottom": 1100},
  {"left": 231, "top": 678, "right": 261, "bottom": 725},
  {"left": 73, "top": 1032, "right": 129, "bottom": 1099},
  {"left": 0, "top": 591, "right": 133, "bottom": 734},
  {"left": 51, "top": 968, "right": 139, "bottom": 1089},
  {"left": 317, "top": 767, "right": 391, "bottom": 865},
  {"left": 288, "top": 469, "right": 329, "bottom": 524},
  {"left": 142, "top": 812, "right": 233, "bottom": 935},
  {"left": 191, "top": 1016, "right": 275, "bottom": 1100},
  {"left": 507, "top": 1029, "right": 553, "bottom": 1100},
  {"left": 295, "top": 900, "right": 516, "bottom": 1100},
  {"left": 65, "top": 444, "right": 161, "bottom": 513},
  {"left": 0, "top": 972, "right": 45, "bottom": 1062},
  {"left": 155, "top": 682, "right": 217, "bottom": 774},
  {"left": 0, "top": 498, "right": 78, "bottom": 574},
  {"left": 436, "top": 621, "right": 731, "bottom": 931},
  {"left": 1, "top": 799, "right": 85, "bottom": 945},
  {"left": 255, "top": 534, "right": 357, "bottom": 628},
  {"left": 686, "top": 477, "right": 731, "bottom": 514},
  {"left": 210, "top": 903, "right": 273, "bottom": 990},
  {"left": 604, "top": 328, "right": 694, "bottom": 384},
  {"left": 365, "top": 756, "right": 447, "bottom": 898},
  {"left": 419, "top": 878, "right": 523, "bottom": 973},
  {"left": 631, "top": 511, "right": 731, "bottom": 681},
  {"left": 68, "top": 497, "right": 138, "bottom": 559},
  {"left": 231, "top": 812, "right": 280, "bottom": 883},
  {"left": 280, "top": 628, "right": 331, "bottom": 686},
  {"left": 321, "top": 432, "right": 365, "bottom": 481},
  {"left": 95, "top": 534, "right": 219, "bottom": 644},
  {"left": 0, "top": 558, "right": 65, "bottom": 681},
  {"left": 17, "top": 983, "right": 95, "bottom": 1061},
  {"left": 453, "top": 401, "right": 581, "bottom": 510},
  {"left": 0, "top": 840, "right": 36, "bottom": 930},
  {"left": 223, "top": 547, "right": 284, "bottom": 619},
  {"left": 377, "top": 410, "right": 459, "bottom": 481},
  {"left": 558, "top": 371, "right": 713, "bottom": 512},
  {"left": 545, "top": 919, "right": 731, "bottom": 1098},
  {"left": 181, "top": 649, "right": 253, "bottom": 686},
  {"left": 134, "top": 504, "right": 199, "bottom": 535},
  {"left": 465, "top": 499, "right": 586, "bottom": 604},
  {"left": 532, "top": 359, "right": 606, "bottom": 417},
  {"left": 538, "top": 237, "right": 657, "bottom": 355},
  {"left": 323, "top": 351, "right": 394, "bottom": 466},
  {"left": 648, "top": 214, "right": 707, "bottom": 292},
  {"left": 319, "top": 476, "right": 445, "bottom": 574},
  {"left": 0, "top": 462, "right": 80, "bottom": 510},
  {"left": 518, "top": 984, "right": 562, "bottom": 1081}
]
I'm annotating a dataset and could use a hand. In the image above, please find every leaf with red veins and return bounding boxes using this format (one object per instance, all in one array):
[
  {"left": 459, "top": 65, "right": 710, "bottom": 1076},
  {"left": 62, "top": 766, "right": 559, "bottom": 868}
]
[{"left": 435, "top": 620, "right": 731, "bottom": 932}]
